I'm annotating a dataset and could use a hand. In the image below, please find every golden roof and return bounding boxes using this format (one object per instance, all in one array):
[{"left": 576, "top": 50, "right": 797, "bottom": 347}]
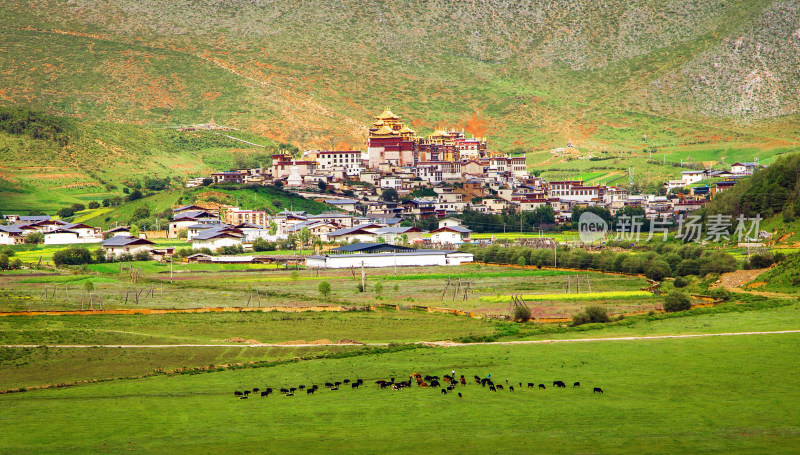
[
  {"left": 399, "top": 126, "right": 416, "bottom": 134},
  {"left": 430, "top": 129, "right": 450, "bottom": 137},
  {"left": 372, "top": 119, "right": 385, "bottom": 127},
  {"left": 371, "top": 125, "right": 396, "bottom": 136},
  {"left": 376, "top": 109, "right": 400, "bottom": 120}
]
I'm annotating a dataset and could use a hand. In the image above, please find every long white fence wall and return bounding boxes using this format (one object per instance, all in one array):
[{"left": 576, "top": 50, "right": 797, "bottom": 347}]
[{"left": 306, "top": 252, "right": 473, "bottom": 269}]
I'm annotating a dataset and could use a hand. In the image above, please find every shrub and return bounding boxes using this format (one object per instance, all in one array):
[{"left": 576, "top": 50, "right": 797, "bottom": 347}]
[
  {"left": 516, "top": 256, "right": 527, "bottom": 267},
  {"left": 252, "top": 237, "right": 276, "bottom": 252},
  {"left": 177, "top": 228, "right": 188, "bottom": 240},
  {"left": 0, "top": 246, "right": 13, "bottom": 257},
  {"left": 9, "top": 258, "right": 21, "bottom": 270},
  {"left": 571, "top": 305, "right": 610, "bottom": 326},
  {"left": 134, "top": 250, "right": 152, "bottom": 261},
  {"left": 53, "top": 247, "right": 92, "bottom": 266},
  {"left": 355, "top": 282, "right": 365, "bottom": 293},
  {"left": 749, "top": 252, "right": 775, "bottom": 269},
  {"left": 374, "top": 282, "right": 383, "bottom": 295},
  {"left": 571, "top": 312, "right": 590, "bottom": 326},
  {"left": 0, "top": 254, "right": 8, "bottom": 270},
  {"left": 290, "top": 271, "right": 299, "bottom": 281},
  {"left": 585, "top": 305, "right": 610, "bottom": 323},
  {"left": 710, "top": 287, "right": 732, "bottom": 301},
  {"left": 318, "top": 281, "right": 331, "bottom": 298},
  {"left": 513, "top": 304, "right": 532, "bottom": 322},
  {"left": 88, "top": 201, "right": 100, "bottom": 209},
  {"left": 673, "top": 276, "right": 689, "bottom": 288},
  {"left": 663, "top": 291, "right": 692, "bottom": 312},
  {"left": 118, "top": 252, "right": 134, "bottom": 262}
]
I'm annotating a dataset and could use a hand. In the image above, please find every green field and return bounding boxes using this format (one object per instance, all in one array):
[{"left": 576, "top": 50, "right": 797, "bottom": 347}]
[{"left": 1, "top": 333, "right": 798, "bottom": 454}]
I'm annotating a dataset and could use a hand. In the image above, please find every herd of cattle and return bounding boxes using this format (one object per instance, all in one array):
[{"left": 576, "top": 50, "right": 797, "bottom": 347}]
[{"left": 233, "top": 372, "right": 604, "bottom": 399}]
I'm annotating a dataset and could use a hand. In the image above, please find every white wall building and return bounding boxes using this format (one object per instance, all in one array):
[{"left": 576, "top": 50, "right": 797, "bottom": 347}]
[{"left": 306, "top": 251, "right": 473, "bottom": 269}]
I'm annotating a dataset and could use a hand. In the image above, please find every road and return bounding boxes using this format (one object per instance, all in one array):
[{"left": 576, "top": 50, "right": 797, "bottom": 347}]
[{"left": 4, "top": 329, "right": 799, "bottom": 348}]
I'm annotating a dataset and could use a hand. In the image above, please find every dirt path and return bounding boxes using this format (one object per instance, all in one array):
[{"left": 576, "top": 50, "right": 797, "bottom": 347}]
[
  {"left": 4, "top": 329, "right": 799, "bottom": 349},
  {"left": 717, "top": 268, "right": 768, "bottom": 290}
]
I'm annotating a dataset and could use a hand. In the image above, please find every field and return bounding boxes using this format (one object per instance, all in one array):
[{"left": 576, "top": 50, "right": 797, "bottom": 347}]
[
  {"left": 1, "top": 254, "right": 799, "bottom": 453},
  {"left": 1, "top": 333, "right": 798, "bottom": 453},
  {"left": 0, "top": 264, "right": 655, "bottom": 318}
]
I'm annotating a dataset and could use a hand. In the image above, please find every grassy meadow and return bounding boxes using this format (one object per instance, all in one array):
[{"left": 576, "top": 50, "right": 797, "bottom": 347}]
[{"left": 1, "top": 333, "right": 798, "bottom": 454}]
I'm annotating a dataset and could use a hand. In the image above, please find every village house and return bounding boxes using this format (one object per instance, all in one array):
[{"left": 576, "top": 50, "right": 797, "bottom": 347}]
[
  {"left": 102, "top": 236, "right": 156, "bottom": 257},
  {"left": 192, "top": 226, "right": 243, "bottom": 250},
  {"left": 324, "top": 224, "right": 381, "bottom": 243},
  {"left": 224, "top": 208, "right": 269, "bottom": 226},
  {"left": 104, "top": 226, "right": 132, "bottom": 237},
  {"left": 169, "top": 210, "right": 217, "bottom": 238},
  {"left": 0, "top": 225, "right": 24, "bottom": 245},
  {"left": 373, "top": 226, "right": 425, "bottom": 244}
]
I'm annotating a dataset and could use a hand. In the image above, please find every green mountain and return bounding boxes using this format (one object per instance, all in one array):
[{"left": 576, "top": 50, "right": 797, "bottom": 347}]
[{"left": 1, "top": 0, "right": 799, "bottom": 210}]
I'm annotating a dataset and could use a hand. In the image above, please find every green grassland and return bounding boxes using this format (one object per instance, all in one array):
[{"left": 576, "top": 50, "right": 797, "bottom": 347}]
[
  {"left": 1, "top": 333, "right": 798, "bottom": 454},
  {"left": 0, "top": 345, "right": 356, "bottom": 392}
]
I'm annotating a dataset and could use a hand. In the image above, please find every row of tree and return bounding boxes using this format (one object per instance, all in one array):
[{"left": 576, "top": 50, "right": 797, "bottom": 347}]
[{"left": 458, "top": 243, "right": 738, "bottom": 281}]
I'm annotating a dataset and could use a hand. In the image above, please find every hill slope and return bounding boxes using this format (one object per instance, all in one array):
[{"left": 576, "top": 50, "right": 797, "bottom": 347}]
[{"left": 1, "top": 0, "right": 799, "bottom": 210}]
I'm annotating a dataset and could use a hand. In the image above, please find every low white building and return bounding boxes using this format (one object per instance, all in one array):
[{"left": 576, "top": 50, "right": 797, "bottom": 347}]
[
  {"left": 0, "top": 225, "right": 24, "bottom": 245},
  {"left": 306, "top": 250, "right": 473, "bottom": 269},
  {"left": 101, "top": 236, "right": 156, "bottom": 257},
  {"left": 192, "top": 227, "right": 243, "bottom": 250},
  {"left": 430, "top": 226, "right": 472, "bottom": 244}
]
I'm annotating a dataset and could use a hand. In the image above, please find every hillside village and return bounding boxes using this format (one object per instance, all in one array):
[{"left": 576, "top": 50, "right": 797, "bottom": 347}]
[{"left": 1, "top": 109, "right": 761, "bottom": 267}]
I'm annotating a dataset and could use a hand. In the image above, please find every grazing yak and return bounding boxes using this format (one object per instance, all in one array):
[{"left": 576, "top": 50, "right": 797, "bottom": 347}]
[
  {"left": 573, "top": 382, "right": 580, "bottom": 388},
  {"left": 593, "top": 387, "right": 604, "bottom": 394},
  {"left": 538, "top": 384, "right": 546, "bottom": 390},
  {"left": 553, "top": 381, "right": 566, "bottom": 388}
]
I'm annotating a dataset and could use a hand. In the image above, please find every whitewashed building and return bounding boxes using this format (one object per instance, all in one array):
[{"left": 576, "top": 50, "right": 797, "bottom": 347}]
[
  {"left": 102, "top": 236, "right": 156, "bottom": 257},
  {"left": 306, "top": 250, "right": 473, "bottom": 269}
]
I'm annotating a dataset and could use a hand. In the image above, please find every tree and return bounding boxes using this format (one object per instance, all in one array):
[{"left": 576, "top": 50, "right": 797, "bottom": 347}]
[
  {"left": 318, "top": 281, "right": 331, "bottom": 298},
  {"left": 177, "top": 228, "right": 188, "bottom": 239},
  {"left": 24, "top": 232, "right": 43, "bottom": 244},
  {"left": 129, "top": 225, "right": 140, "bottom": 238},
  {"left": 398, "top": 234, "right": 409, "bottom": 246},
  {"left": 317, "top": 180, "right": 327, "bottom": 192},
  {"left": 130, "top": 206, "right": 151, "bottom": 222},
  {"left": 53, "top": 247, "right": 92, "bottom": 266},
  {"left": 299, "top": 227, "right": 311, "bottom": 249},
  {"left": 84, "top": 281, "right": 94, "bottom": 293},
  {"left": 88, "top": 201, "right": 100, "bottom": 209},
  {"left": 57, "top": 207, "right": 75, "bottom": 218},
  {"left": 0, "top": 254, "right": 8, "bottom": 270},
  {"left": 382, "top": 188, "right": 399, "bottom": 202},
  {"left": 664, "top": 291, "right": 692, "bottom": 312},
  {"left": 268, "top": 221, "right": 278, "bottom": 236},
  {"left": 126, "top": 189, "right": 143, "bottom": 202},
  {"left": 376, "top": 236, "right": 386, "bottom": 244},
  {"left": 645, "top": 260, "right": 671, "bottom": 281}
]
